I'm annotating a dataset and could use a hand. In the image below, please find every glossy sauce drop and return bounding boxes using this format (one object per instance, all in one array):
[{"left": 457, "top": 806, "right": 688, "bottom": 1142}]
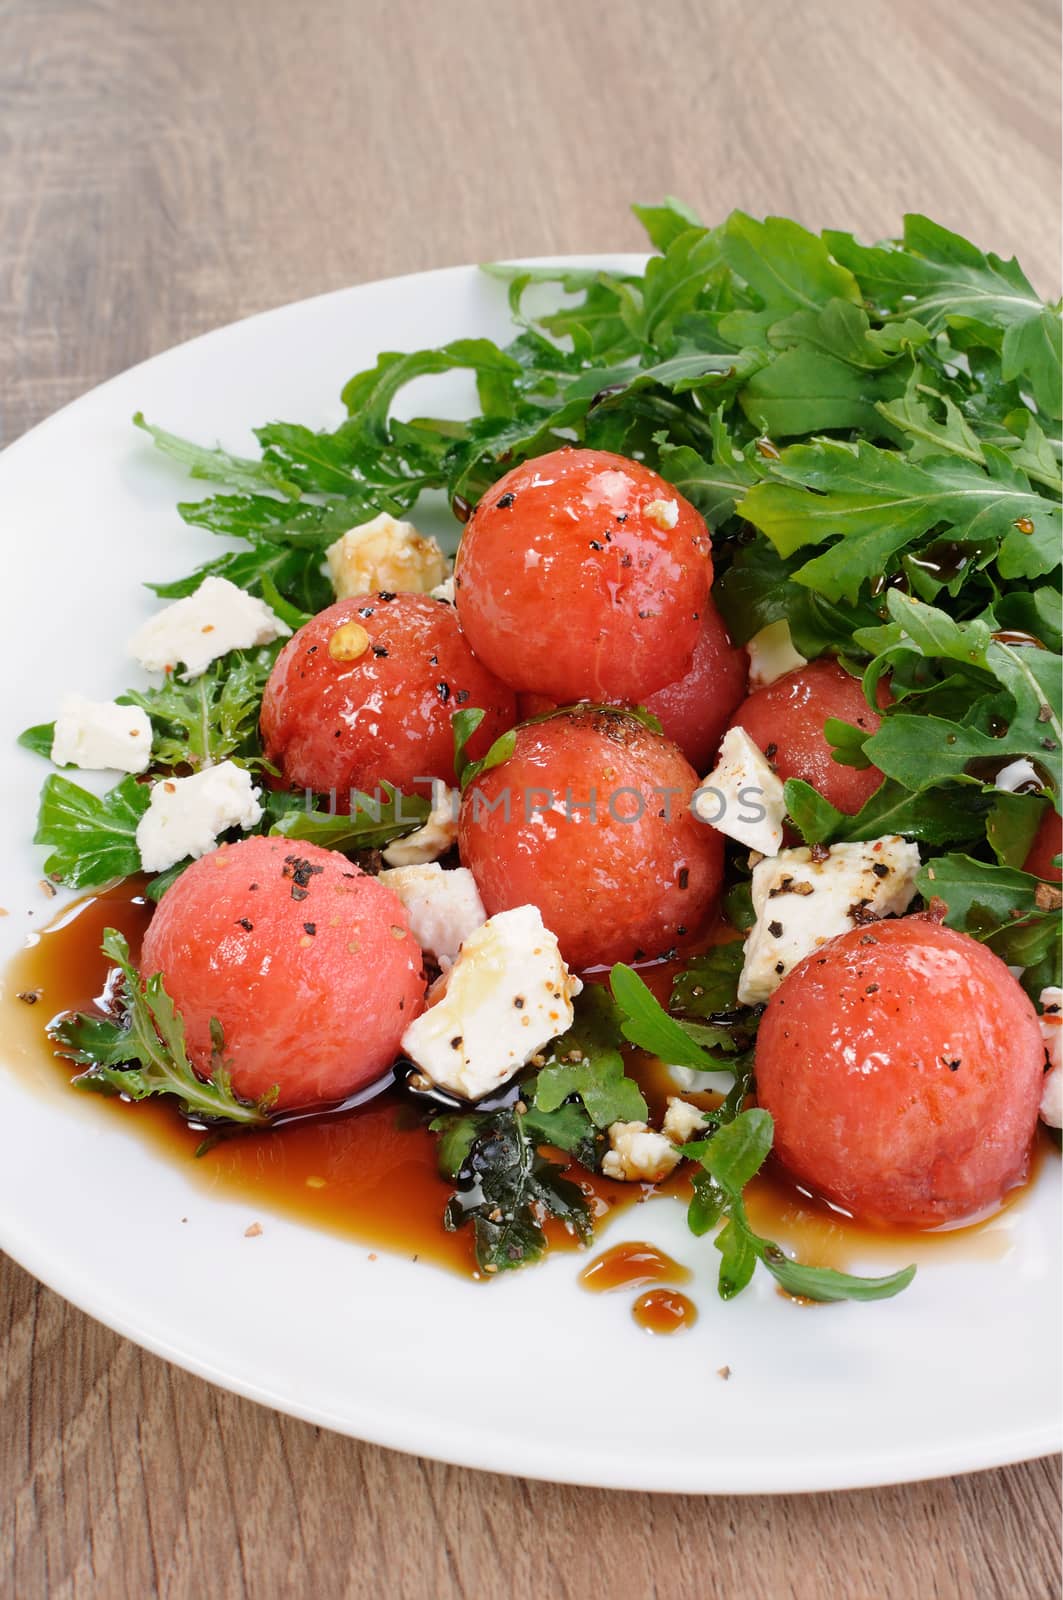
[
  {"left": 632, "top": 1288, "right": 697, "bottom": 1335},
  {"left": 579, "top": 1240, "right": 691, "bottom": 1293},
  {"left": 906, "top": 540, "right": 974, "bottom": 585},
  {"left": 991, "top": 628, "right": 1047, "bottom": 650}
]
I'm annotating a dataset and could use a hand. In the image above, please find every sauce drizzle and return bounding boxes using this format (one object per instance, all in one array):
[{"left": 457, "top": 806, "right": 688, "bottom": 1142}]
[
  {"left": 633, "top": 1288, "right": 697, "bottom": 1335},
  {"left": 579, "top": 1241, "right": 691, "bottom": 1293}
]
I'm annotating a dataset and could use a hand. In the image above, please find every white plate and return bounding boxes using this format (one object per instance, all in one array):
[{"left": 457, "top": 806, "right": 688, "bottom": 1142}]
[{"left": 0, "top": 260, "right": 1059, "bottom": 1495}]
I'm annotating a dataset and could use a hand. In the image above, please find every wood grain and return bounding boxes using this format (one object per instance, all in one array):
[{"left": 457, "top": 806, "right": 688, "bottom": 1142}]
[{"left": 0, "top": 0, "right": 1060, "bottom": 1595}]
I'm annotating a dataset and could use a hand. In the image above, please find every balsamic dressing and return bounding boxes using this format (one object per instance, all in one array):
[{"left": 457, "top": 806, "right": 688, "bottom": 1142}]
[{"left": 633, "top": 1288, "right": 698, "bottom": 1334}]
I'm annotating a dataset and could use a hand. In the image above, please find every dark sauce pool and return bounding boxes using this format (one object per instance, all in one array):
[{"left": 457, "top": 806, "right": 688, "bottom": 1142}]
[{"left": 3, "top": 883, "right": 1052, "bottom": 1289}]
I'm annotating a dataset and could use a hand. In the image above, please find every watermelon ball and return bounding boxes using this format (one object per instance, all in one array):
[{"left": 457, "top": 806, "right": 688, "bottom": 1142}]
[
  {"left": 642, "top": 598, "right": 748, "bottom": 771},
  {"left": 454, "top": 447, "right": 713, "bottom": 703},
  {"left": 139, "top": 835, "right": 426, "bottom": 1109},
  {"left": 458, "top": 707, "right": 724, "bottom": 970},
  {"left": 512, "top": 598, "right": 748, "bottom": 774},
  {"left": 260, "top": 591, "right": 516, "bottom": 802},
  {"left": 729, "top": 658, "right": 888, "bottom": 815},
  {"left": 754, "top": 916, "right": 1045, "bottom": 1227}
]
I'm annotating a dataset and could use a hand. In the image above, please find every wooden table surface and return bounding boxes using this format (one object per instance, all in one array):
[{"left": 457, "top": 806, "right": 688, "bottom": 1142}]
[{"left": 1, "top": 1, "right": 1060, "bottom": 1594}]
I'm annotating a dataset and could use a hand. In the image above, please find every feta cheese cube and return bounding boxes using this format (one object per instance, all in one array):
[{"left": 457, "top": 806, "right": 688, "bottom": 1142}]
[
  {"left": 325, "top": 513, "right": 448, "bottom": 599},
  {"left": 601, "top": 1121, "right": 681, "bottom": 1183},
  {"left": 746, "top": 620, "right": 807, "bottom": 690},
  {"left": 644, "top": 497, "right": 679, "bottom": 531},
  {"left": 738, "top": 835, "right": 920, "bottom": 1005},
  {"left": 136, "top": 760, "right": 263, "bottom": 872},
  {"left": 1039, "top": 986, "right": 1062, "bottom": 1128},
  {"left": 430, "top": 575, "right": 456, "bottom": 604},
  {"left": 51, "top": 694, "right": 152, "bottom": 774},
  {"left": 696, "top": 726, "right": 786, "bottom": 856},
  {"left": 128, "top": 577, "right": 290, "bottom": 679},
  {"left": 381, "top": 783, "right": 459, "bottom": 866},
  {"left": 400, "top": 905, "right": 582, "bottom": 1101},
  {"left": 662, "top": 1096, "right": 710, "bottom": 1144},
  {"left": 377, "top": 864, "right": 486, "bottom": 969}
]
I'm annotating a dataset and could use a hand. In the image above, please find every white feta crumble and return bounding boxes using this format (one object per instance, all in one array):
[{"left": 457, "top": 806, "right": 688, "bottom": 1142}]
[
  {"left": 1039, "top": 986, "right": 1062, "bottom": 1128},
  {"left": 325, "top": 512, "right": 448, "bottom": 599},
  {"left": 400, "top": 905, "right": 582, "bottom": 1101},
  {"left": 381, "top": 783, "right": 459, "bottom": 866},
  {"left": 696, "top": 726, "right": 786, "bottom": 856},
  {"left": 135, "top": 761, "right": 263, "bottom": 872},
  {"left": 430, "top": 575, "right": 456, "bottom": 604},
  {"left": 738, "top": 835, "right": 920, "bottom": 1005},
  {"left": 993, "top": 758, "right": 1041, "bottom": 794},
  {"left": 128, "top": 577, "right": 290, "bottom": 679},
  {"left": 50, "top": 694, "right": 152, "bottom": 774},
  {"left": 667, "top": 1064, "right": 737, "bottom": 1094},
  {"left": 377, "top": 864, "right": 486, "bottom": 969},
  {"left": 662, "top": 1097, "right": 710, "bottom": 1144},
  {"left": 601, "top": 1121, "right": 681, "bottom": 1183},
  {"left": 644, "top": 497, "right": 679, "bottom": 531},
  {"left": 746, "top": 619, "right": 807, "bottom": 690}
]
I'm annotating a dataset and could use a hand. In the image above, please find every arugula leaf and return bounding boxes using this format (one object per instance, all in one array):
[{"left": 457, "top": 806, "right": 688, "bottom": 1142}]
[
  {"left": 519, "top": 1101, "right": 600, "bottom": 1163},
  {"left": 784, "top": 776, "right": 992, "bottom": 848},
  {"left": 134, "top": 413, "right": 300, "bottom": 498},
  {"left": 532, "top": 986, "right": 647, "bottom": 1128},
  {"left": 692, "top": 1110, "right": 916, "bottom": 1303},
  {"left": 452, "top": 707, "right": 518, "bottom": 791},
  {"left": 18, "top": 722, "right": 55, "bottom": 760},
  {"left": 436, "top": 1108, "right": 592, "bottom": 1273},
  {"left": 53, "top": 929, "right": 274, "bottom": 1125},
  {"left": 121, "top": 649, "right": 275, "bottom": 771},
  {"left": 340, "top": 340, "right": 522, "bottom": 445},
  {"left": 451, "top": 708, "right": 486, "bottom": 788},
  {"left": 34, "top": 774, "right": 149, "bottom": 889},
  {"left": 739, "top": 349, "right": 905, "bottom": 438},
  {"left": 825, "top": 215, "right": 1061, "bottom": 420},
  {"left": 632, "top": 195, "right": 704, "bottom": 253},
  {"left": 986, "top": 792, "right": 1046, "bottom": 868},
  {"left": 721, "top": 212, "right": 862, "bottom": 317},
  {"left": 916, "top": 853, "right": 1061, "bottom": 991},
  {"left": 669, "top": 941, "right": 746, "bottom": 1019},
  {"left": 767, "top": 300, "right": 930, "bottom": 370},
  {"left": 917, "top": 853, "right": 1047, "bottom": 931},
  {"left": 657, "top": 422, "right": 759, "bottom": 531},
  {"left": 713, "top": 534, "right": 881, "bottom": 655},
  {"left": 610, "top": 963, "right": 728, "bottom": 1070},
  {"left": 759, "top": 1245, "right": 917, "bottom": 1302},
  {"left": 859, "top": 595, "right": 1062, "bottom": 801},
  {"left": 268, "top": 784, "right": 429, "bottom": 853},
  {"left": 739, "top": 439, "right": 1060, "bottom": 602}
]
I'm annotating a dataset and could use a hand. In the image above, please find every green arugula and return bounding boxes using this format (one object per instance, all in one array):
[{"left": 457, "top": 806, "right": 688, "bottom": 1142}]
[
  {"left": 531, "top": 986, "right": 648, "bottom": 1128},
  {"left": 917, "top": 853, "right": 1061, "bottom": 993},
  {"left": 687, "top": 1111, "right": 916, "bottom": 1303},
  {"left": 33, "top": 774, "right": 150, "bottom": 889},
  {"left": 267, "top": 784, "right": 430, "bottom": 853},
  {"left": 18, "top": 722, "right": 56, "bottom": 760},
  {"left": 434, "top": 1108, "right": 593, "bottom": 1273},
  {"left": 669, "top": 940, "right": 747, "bottom": 1018},
  {"left": 451, "top": 707, "right": 517, "bottom": 791},
  {"left": 52, "top": 929, "right": 275, "bottom": 1125},
  {"left": 121, "top": 649, "right": 276, "bottom": 771}
]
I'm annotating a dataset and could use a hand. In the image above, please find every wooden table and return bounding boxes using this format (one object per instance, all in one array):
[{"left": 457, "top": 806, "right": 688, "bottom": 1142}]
[{"left": 2, "top": 1, "right": 1060, "bottom": 1594}]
